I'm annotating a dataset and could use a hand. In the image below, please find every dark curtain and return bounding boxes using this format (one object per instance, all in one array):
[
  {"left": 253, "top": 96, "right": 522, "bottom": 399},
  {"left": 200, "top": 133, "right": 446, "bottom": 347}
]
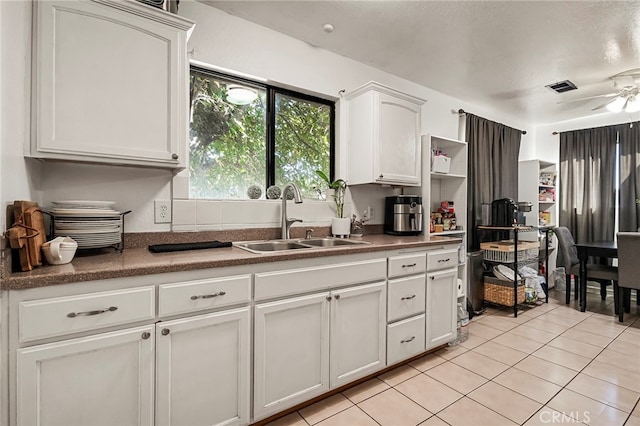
[
  {"left": 466, "top": 113, "right": 522, "bottom": 249},
  {"left": 559, "top": 126, "right": 617, "bottom": 243},
  {"left": 617, "top": 122, "right": 640, "bottom": 232}
]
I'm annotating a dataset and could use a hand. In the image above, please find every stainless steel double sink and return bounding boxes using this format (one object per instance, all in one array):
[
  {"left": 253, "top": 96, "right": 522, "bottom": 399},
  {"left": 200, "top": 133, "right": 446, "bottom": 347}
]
[{"left": 234, "top": 237, "right": 370, "bottom": 254}]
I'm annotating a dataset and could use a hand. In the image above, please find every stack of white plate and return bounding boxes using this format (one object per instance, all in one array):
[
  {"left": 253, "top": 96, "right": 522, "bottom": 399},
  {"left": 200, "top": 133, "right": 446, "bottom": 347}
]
[{"left": 50, "top": 201, "right": 122, "bottom": 249}]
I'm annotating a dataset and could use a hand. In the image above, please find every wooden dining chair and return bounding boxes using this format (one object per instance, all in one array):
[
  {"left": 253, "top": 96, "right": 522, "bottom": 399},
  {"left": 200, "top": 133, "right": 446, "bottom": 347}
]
[
  {"left": 615, "top": 232, "right": 640, "bottom": 322},
  {"left": 554, "top": 227, "right": 618, "bottom": 309}
]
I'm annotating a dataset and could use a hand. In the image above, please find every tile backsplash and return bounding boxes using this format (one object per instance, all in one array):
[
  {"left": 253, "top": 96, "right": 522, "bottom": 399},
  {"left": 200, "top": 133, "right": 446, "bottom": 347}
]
[{"left": 172, "top": 199, "right": 350, "bottom": 232}]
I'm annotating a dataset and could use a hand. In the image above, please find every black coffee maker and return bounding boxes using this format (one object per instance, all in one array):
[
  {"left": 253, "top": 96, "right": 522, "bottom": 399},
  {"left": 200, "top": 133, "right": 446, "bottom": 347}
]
[{"left": 491, "top": 198, "right": 518, "bottom": 226}]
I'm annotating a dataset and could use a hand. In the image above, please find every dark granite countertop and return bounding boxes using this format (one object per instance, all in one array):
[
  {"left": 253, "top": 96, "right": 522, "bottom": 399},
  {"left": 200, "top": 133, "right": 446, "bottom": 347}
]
[{"left": 1, "top": 232, "right": 463, "bottom": 290}]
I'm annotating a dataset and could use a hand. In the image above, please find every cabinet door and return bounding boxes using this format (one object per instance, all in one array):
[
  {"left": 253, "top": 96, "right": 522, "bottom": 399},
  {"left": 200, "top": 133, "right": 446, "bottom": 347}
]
[
  {"left": 156, "top": 308, "right": 250, "bottom": 426},
  {"left": 17, "top": 325, "right": 154, "bottom": 426},
  {"left": 376, "top": 92, "right": 422, "bottom": 185},
  {"left": 426, "top": 269, "right": 458, "bottom": 348},
  {"left": 32, "top": 0, "right": 191, "bottom": 168},
  {"left": 330, "top": 281, "right": 386, "bottom": 388},
  {"left": 254, "top": 293, "right": 330, "bottom": 420}
]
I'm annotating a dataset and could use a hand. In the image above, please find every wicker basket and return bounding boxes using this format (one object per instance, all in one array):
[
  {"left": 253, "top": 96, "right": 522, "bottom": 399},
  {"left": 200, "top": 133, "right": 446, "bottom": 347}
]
[
  {"left": 481, "top": 240, "right": 539, "bottom": 263},
  {"left": 484, "top": 275, "right": 525, "bottom": 306}
]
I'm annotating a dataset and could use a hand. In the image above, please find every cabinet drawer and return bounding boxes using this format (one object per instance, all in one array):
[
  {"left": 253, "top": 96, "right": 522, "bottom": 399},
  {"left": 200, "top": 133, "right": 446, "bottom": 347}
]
[
  {"left": 159, "top": 274, "right": 251, "bottom": 317},
  {"left": 387, "top": 275, "right": 426, "bottom": 322},
  {"left": 255, "top": 258, "right": 387, "bottom": 301},
  {"left": 388, "top": 253, "right": 426, "bottom": 278},
  {"left": 19, "top": 286, "right": 155, "bottom": 342},
  {"left": 426, "top": 248, "right": 458, "bottom": 272},
  {"left": 387, "top": 314, "right": 426, "bottom": 365}
]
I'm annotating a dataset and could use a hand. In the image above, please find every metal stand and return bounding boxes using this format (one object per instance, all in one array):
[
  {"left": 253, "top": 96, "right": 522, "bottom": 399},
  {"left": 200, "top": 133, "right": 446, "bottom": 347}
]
[{"left": 477, "top": 225, "right": 549, "bottom": 317}]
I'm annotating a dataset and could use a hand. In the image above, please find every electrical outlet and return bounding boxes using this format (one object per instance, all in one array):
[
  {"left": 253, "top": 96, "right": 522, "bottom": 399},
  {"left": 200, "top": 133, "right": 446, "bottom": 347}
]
[
  {"left": 154, "top": 200, "right": 172, "bottom": 224},
  {"left": 363, "top": 206, "right": 374, "bottom": 221}
]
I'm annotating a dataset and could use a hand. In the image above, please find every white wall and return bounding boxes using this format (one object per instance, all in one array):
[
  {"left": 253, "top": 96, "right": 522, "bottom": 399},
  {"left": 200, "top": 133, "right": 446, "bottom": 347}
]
[
  {"left": 0, "top": 0, "right": 533, "bottom": 234},
  {"left": 0, "top": 1, "right": 41, "bottom": 237}
]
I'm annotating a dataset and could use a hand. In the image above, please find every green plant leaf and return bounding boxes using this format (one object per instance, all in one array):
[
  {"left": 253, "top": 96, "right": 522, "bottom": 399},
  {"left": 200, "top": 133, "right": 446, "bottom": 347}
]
[{"left": 316, "top": 170, "right": 330, "bottom": 184}]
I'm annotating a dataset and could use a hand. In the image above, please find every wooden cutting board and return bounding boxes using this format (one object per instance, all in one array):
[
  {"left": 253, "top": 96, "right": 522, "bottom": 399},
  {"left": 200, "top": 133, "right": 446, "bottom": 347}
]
[{"left": 12, "top": 201, "right": 47, "bottom": 270}]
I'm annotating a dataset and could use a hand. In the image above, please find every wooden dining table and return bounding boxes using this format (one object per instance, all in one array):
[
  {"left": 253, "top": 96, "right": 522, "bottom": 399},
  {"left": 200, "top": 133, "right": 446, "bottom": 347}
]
[{"left": 575, "top": 241, "right": 618, "bottom": 312}]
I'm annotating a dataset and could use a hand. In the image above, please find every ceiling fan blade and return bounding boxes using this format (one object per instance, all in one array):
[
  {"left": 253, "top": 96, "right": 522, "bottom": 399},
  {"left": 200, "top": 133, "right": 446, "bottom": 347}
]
[
  {"left": 591, "top": 100, "right": 612, "bottom": 111},
  {"left": 591, "top": 97, "right": 620, "bottom": 111},
  {"left": 557, "top": 92, "right": 618, "bottom": 105}
]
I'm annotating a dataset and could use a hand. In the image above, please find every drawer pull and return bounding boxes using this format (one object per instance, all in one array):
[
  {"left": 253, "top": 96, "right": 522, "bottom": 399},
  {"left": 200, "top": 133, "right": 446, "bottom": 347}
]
[
  {"left": 402, "top": 263, "right": 417, "bottom": 268},
  {"left": 334, "top": 294, "right": 341, "bottom": 300},
  {"left": 66, "top": 306, "right": 118, "bottom": 318},
  {"left": 161, "top": 328, "right": 170, "bottom": 336},
  {"left": 401, "top": 295, "right": 416, "bottom": 300},
  {"left": 141, "top": 332, "right": 151, "bottom": 340},
  {"left": 437, "top": 258, "right": 451, "bottom": 263},
  {"left": 190, "top": 291, "right": 226, "bottom": 300},
  {"left": 401, "top": 336, "right": 416, "bottom": 343}
]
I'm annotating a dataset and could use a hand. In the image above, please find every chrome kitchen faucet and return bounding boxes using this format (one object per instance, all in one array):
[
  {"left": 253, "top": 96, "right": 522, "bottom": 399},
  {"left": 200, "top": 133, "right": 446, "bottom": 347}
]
[{"left": 281, "top": 183, "right": 303, "bottom": 239}]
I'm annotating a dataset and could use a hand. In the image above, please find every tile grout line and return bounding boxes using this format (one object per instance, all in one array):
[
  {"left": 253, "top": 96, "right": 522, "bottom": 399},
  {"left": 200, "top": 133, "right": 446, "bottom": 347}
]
[{"left": 450, "top": 303, "right": 626, "bottom": 425}]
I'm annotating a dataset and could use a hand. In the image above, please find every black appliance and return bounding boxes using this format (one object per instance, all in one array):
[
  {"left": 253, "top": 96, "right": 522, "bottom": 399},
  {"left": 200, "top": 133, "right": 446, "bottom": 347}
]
[
  {"left": 491, "top": 198, "right": 518, "bottom": 227},
  {"left": 384, "top": 196, "right": 423, "bottom": 235}
]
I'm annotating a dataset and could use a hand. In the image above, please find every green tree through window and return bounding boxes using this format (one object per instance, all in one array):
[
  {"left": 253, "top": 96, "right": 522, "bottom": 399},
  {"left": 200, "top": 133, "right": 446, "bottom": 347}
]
[{"left": 189, "top": 67, "right": 334, "bottom": 199}]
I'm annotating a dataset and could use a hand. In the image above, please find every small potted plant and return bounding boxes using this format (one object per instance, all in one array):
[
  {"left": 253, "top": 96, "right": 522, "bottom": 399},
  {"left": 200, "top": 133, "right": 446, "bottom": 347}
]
[{"left": 316, "top": 170, "right": 350, "bottom": 237}]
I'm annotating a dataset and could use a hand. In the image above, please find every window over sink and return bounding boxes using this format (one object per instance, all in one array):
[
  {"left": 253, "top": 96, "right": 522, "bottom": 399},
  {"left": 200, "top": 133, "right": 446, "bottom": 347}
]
[{"left": 189, "top": 66, "right": 335, "bottom": 200}]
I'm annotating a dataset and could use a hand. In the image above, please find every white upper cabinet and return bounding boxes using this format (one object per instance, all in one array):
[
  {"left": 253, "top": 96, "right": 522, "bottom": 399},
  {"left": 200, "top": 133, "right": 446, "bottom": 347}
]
[
  {"left": 345, "top": 82, "right": 425, "bottom": 186},
  {"left": 30, "top": 0, "right": 195, "bottom": 169}
]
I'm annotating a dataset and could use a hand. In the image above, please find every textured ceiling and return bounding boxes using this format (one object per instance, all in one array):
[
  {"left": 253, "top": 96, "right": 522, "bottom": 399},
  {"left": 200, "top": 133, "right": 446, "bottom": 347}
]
[{"left": 199, "top": 0, "right": 640, "bottom": 126}]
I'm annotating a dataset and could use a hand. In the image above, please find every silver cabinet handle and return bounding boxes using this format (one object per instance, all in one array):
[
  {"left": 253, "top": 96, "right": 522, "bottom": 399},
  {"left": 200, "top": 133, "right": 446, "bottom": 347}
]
[
  {"left": 171, "top": 153, "right": 179, "bottom": 160},
  {"left": 191, "top": 291, "right": 226, "bottom": 300},
  {"left": 430, "top": 276, "right": 435, "bottom": 280},
  {"left": 326, "top": 296, "right": 332, "bottom": 301},
  {"left": 161, "top": 328, "right": 170, "bottom": 336},
  {"left": 437, "top": 258, "right": 451, "bottom": 263},
  {"left": 401, "top": 336, "right": 416, "bottom": 343},
  {"left": 401, "top": 295, "right": 416, "bottom": 300},
  {"left": 379, "top": 174, "right": 384, "bottom": 178},
  {"left": 67, "top": 306, "right": 117, "bottom": 318},
  {"left": 141, "top": 331, "right": 151, "bottom": 340},
  {"left": 402, "top": 263, "right": 417, "bottom": 268},
  {"left": 335, "top": 294, "right": 341, "bottom": 300}
]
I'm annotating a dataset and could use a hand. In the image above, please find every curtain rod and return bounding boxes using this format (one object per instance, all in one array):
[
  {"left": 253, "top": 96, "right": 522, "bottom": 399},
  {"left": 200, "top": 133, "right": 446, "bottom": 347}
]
[
  {"left": 552, "top": 121, "right": 635, "bottom": 135},
  {"left": 453, "top": 108, "right": 527, "bottom": 135}
]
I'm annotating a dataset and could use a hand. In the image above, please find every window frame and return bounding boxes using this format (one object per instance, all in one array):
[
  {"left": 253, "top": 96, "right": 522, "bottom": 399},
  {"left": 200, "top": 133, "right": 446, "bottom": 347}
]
[{"left": 190, "top": 65, "right": 336, "bottom": 194}]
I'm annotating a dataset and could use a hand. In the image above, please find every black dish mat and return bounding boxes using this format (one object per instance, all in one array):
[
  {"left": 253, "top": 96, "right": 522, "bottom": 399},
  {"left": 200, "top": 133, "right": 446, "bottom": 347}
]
[{"left": 148, "top": 240, "right": 232, "bottom": 253}]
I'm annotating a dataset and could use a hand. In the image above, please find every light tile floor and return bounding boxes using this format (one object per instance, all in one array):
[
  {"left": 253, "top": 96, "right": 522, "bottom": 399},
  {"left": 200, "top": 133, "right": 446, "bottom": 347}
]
[{"left": 265, "top": 289, "right": 640, "bottom": 426}]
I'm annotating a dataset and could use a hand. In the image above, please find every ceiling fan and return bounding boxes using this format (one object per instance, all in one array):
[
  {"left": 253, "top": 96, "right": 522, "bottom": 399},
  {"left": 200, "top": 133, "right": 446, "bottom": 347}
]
[{"left": 559, "top": 69, "right": 640, "bottom": 113}]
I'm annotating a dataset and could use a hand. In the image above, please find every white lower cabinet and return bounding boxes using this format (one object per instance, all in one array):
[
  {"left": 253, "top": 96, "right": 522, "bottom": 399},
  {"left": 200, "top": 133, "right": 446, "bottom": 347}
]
[
  {"left": 330, "top": 282, "right": 387, "bottom": 388},
  {"left": 17, "top": 325, "right": 155, "bottom": 426},
  {"left": 253, "top": 281, "right": 386, "bottom": 420},
  {"left": 155, "top": 307, "right": 250, "bottom": 426},
  {"left": 426, "top": 268, "right": 458, "bottom": 348},
  {"left": 254, "top": 293, "right": 330, "bottom": 420},
  {"left": 11, "top": 247, "right": 461, "bottom": 426}
]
